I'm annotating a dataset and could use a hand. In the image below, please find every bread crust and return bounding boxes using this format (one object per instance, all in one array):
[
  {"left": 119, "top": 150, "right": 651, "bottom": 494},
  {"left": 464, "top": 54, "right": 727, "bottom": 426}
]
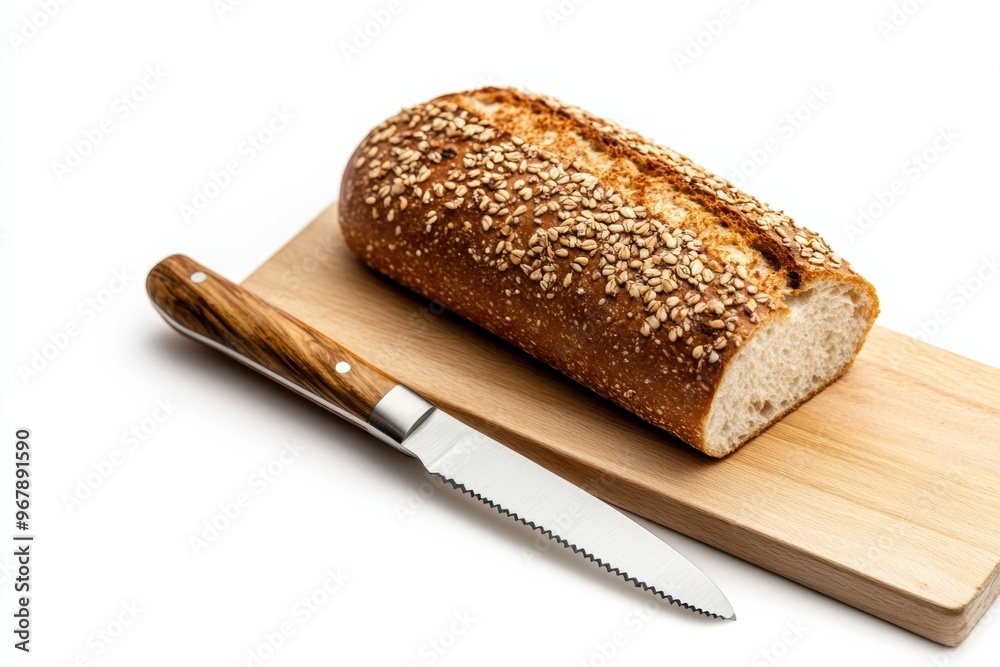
[{"left": 339, "top": 87, "right": 878, "bottom": 455}]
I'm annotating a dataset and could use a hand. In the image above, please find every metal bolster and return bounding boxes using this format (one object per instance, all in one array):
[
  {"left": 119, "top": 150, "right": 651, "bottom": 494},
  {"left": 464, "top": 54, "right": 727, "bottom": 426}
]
[{"left": 367, "top": 385, "right": 436, "bottom": 456}]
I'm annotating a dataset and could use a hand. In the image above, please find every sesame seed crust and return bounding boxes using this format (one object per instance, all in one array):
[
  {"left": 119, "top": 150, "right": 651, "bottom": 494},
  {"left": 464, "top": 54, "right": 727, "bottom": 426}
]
[{"left": 338, "top": 87, "right": 878, "bottom": 453}]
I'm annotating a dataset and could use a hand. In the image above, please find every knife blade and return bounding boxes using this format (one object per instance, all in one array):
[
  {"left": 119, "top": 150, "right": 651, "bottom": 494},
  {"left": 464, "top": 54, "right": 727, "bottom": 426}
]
[{"left": 146, "top": 254, "right": 735, "bottom": 620}]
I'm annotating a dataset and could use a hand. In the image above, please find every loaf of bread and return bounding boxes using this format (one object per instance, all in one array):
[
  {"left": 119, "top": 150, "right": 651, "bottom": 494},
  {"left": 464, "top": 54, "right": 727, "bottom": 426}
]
[{"left": 338, "top": 88, "right": 878, "bottom": 457}]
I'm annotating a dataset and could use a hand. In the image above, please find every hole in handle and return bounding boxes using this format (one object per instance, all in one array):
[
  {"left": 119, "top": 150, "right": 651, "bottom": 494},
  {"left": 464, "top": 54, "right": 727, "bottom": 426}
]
[{"left": 190, "top": 271, "right": 207, "bottom": 283}]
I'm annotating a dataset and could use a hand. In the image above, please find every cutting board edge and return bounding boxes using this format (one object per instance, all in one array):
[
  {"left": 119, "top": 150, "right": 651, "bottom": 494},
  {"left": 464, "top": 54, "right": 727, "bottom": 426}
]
[{"left": 442, "top": 404, "right": 1000, "bottom": 646}]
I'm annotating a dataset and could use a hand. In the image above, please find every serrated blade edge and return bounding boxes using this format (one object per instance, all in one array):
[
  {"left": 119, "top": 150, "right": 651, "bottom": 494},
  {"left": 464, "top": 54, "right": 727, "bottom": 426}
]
[{"left": 402, "top": 409, "right": 735, "bottom": 620}]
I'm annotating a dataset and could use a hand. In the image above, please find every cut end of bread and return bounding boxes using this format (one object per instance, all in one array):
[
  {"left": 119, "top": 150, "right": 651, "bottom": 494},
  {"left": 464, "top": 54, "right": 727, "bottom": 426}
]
[{"left": 703, "top": 279, "right": 877, "bottom": 457}]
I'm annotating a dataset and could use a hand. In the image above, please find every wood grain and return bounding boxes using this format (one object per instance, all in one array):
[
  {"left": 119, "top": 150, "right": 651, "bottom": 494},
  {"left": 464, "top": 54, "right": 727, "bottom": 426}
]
[
  {"left": 241, "top": 204, "right": 1000, "bottom": 646},
  {"left": 147, "top": 254, "right": 398, "bottom": 428}
]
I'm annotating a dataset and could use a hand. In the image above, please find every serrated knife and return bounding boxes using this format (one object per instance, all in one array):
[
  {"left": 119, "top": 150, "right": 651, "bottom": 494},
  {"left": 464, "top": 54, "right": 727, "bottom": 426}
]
[{"left": 146, "top": 254, "right": 735, "bottom": 620}]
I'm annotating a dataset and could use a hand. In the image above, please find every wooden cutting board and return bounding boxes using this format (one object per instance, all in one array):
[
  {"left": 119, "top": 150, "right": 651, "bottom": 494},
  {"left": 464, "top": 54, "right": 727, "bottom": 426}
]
[{"left": 243, "top": 203, "right": 1000, "bottom": 646}]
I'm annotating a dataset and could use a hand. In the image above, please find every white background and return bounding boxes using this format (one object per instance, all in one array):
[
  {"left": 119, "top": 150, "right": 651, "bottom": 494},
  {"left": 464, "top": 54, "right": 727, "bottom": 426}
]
[{"left": 2, "top": 0, "right": 999, "bottom": 665}]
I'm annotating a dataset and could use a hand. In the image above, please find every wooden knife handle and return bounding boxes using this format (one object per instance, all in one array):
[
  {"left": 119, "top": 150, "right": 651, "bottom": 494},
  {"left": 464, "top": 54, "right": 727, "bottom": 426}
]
[{"left": 146, "top": 254, "right": 399, "bottom": 430}]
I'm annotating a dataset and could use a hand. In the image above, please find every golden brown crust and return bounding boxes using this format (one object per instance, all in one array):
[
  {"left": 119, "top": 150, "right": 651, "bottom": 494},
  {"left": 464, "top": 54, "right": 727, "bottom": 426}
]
[{"left": 338, "top": 87, "right": 878, "bottom": 454}]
